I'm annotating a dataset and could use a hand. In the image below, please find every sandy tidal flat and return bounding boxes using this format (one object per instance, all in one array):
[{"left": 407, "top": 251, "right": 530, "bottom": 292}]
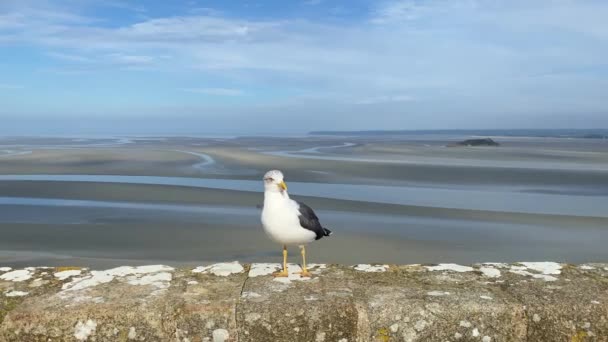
[{"left": 0, "top": 135, "right": 607, "bottom": 267}]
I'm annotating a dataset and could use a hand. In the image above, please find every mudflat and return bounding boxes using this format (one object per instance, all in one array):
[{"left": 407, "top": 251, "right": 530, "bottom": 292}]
[{"left": 0, "top": 135, "right": 607, "bottom": 267}]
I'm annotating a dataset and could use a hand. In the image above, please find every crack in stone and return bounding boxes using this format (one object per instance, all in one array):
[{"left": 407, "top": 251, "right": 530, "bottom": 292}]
[{"left": 234, "top": 264, "right": 250, "bottom": 342}]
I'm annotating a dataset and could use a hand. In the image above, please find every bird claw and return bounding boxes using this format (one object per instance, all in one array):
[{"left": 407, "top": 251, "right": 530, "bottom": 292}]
[
  {"left": 272, "top": 270, "right": 289, "bottom": 278},
  {"left": 297, "top": 270, "right": 312, "bottom": 278}
]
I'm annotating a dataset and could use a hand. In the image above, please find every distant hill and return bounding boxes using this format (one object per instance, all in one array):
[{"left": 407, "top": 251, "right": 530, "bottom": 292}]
[{"left": 309, "top": 129, "right": 608, "bottom": 138}]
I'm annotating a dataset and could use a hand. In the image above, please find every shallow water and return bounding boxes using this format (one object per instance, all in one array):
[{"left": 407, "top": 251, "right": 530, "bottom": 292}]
[
  {"left": 0, "top": 174, "right": 606, "bottom": 217},
  {"left": 0, "top": 135, "right": 607, "bottom": 267},
  {"left": 1, "top": 196, "right": 608, "bottom": 266}
]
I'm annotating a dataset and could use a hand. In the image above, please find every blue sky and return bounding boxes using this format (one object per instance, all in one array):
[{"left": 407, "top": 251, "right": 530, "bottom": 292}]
[{"left": 1, "top": 0, "right": 607, "bottom": 134}]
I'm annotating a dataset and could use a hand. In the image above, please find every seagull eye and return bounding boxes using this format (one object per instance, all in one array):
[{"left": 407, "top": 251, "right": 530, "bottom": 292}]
[{"left": 265, "top": 177, "right": 274, "bottom": 182}]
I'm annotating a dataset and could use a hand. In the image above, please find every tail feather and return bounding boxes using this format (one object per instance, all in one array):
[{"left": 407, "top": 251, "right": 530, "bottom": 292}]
[{"left": 323, "top": 228, "right": 332, "bottom": 236}]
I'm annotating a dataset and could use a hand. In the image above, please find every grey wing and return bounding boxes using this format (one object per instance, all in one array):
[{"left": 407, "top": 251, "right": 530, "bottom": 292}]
[{"left": 296, "top": 201, "right": 332, "bottom": 240}]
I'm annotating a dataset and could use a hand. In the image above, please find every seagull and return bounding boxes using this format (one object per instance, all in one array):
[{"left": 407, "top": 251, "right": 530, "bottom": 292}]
[{"left": 261, "top": 170, "right": 332, "bottom": 277}]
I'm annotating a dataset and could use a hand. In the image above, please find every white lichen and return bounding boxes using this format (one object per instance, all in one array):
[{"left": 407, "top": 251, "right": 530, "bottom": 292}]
[
  {"left": 472, "top": 328, "right": 480, "bottom": 337},
  {"left": 509, "top": 264, "right": 559, "bottom": 281},
  {"left": 414, "top": 320, "right": 427, "bottom": 331},
  {"left": 315, "top": 331, "right": 326, "bottom": 342},
  {"left": 591, "top": 300, "right": 600, "bottom": 305},
  {"left": 579, "top": 265, "right": 595, "bottom": 270},
  {"left": 54, "top": 270, "right": 82, "bottom": 281},
  {"left": 0, "top": 267, "right": 12, "bottom": 272},
  {"left": 212, "top": 328, "right": 229, "bottom": 342},
  {"left": 533, "top": 314, "right": 541, "bottom": 322},
  {"left": 62, "top": 265, "right": 174, "bottom": 291},
  {"left": 0, "top": 269, "right": 33, "bottom": 282},
  {"left": 187, "top": 280, "right": 198, "bottom": 285},
  {"left": 426, "top": 264, "right": 474, "bottom": 273},
  {"left": 483, "top": 336, "right": 492, "bottom": 342},
  {"left": 193, "top": 262, "right": 244, "bottom": 276},
  {"left": 127, "top": 272, "right": 172, "bottom": 289},
  {"left": 427, "top": 291, "right": 450, "bottom": 296},
  {"left": 128, "top": 327, "right": 137, "bottom": 340},
  {"left": 454, "top": 332, "right": 463, "bottom": 339},
  {"left": 307, "top": 263, "right": 327, "bottom": 269},
  {"left": 248, "top": 263, "right": 281, "bottom": 277},
  {"left": 519, "top": 262, "right": 561, "bottom": 275},
  {"left": 479, "top": 267, "right": 501, "bottom": 278},
  {"left": 241, "top": 291, "right": 261, "bottom": 299},
  {"left": 353, "top": 264, "right": 389, "bottom": 272},
  {"left": 390, "top": 323, "right": 400, "bottom": 332},
  {"left": 74, "top": 319, "right": 97, "bottom": 341},
  {"left": 480, "top": 295, "right": 493, "bottom": 300},
  {"left": 483, "top": 262, "right": 508, "bottom": 268},
  {"left": 245, "top": 313, "right": 261, "bottom": 323},
  {"left": 5, "top": 290, "right": 29, "bottom": 297},
  {"left": 459, "top": 320, "right": 472, "bottom": 328}
]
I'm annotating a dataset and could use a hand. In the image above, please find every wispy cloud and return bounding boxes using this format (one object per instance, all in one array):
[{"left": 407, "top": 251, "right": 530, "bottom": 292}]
[
  {"left": 0, "top": 84, "right": 24, "bottom": 90},
  {"left": 181, "top": 88, "right": 244, "bottom": 96},
  {"left": 303, "top": 0, "right": 323, "bottom": 5},
  {"left": 1, "top": 0, "right": 608, "bottom": 130},
  {"left": 354, "top": 94, "right": 414, "bottom": 105}
]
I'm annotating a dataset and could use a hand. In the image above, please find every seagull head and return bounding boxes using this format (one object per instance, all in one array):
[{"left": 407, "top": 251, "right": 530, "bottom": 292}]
[{"left": 263, "top": 169, "right": 287, "bottom": 193}]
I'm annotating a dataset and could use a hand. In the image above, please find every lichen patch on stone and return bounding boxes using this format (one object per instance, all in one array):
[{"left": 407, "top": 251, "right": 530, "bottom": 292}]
[
  {"left": 126, "top": 272, "right": 172, "bottom": 289},
  {"left": 479, "top": 267, "right": 501, "bottom": 278},
  {"left": 519, "top": 262, "right": 561, "bottom": 275},
  {"left": 241, "top": 291, "right": 261, "bottom": 299},
  {"left": 212, "top": 328, "right": 229, "bottom": 342},
  {"left": 427, "top": 291, "right": 450, "bottom": 296},
  {"left": 62, "top": 265, "right": 174, "bottom": 291},
  {"left": 249, "top": 263, "right": 281, "bottom": 277},
  {"left": 0, "top": 267, "right": 12, "bottom": 272},
  {"left": 128, "top": 327, "right": 137, "bottom": 339},
  {"left": 74, "top": 319, "right": 97, "bottom": 341},
  {"left": 483, "top": 262, "right": 508, "bottom": 268},
  {"left": 193, "top": 262, "right": 244, "bottom": 276},
  {"left": 426, "top": 264, "right": 474, "bottom": 273},
  {"left": 5, "top": 290, "right": 29, "bottom": 297},
  {"left": 459, "top": 320, "right": 472, "bottom": 328},
  {"left": 0, "top": 269, "right": 33, "bottom": 282},
  {"left": 54, "top": 269, "right": 82, "bottom": 281},
  {"left": 307, "top": 263, "right": 327, "bottom": 269},
  {"left": 353, "top": 264, "right": 388, "bottom": 272}
]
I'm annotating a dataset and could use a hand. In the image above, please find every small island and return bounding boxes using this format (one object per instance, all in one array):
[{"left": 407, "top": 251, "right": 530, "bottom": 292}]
[{"left": 450, "top": 138, "right": 500, "bottom": 147}]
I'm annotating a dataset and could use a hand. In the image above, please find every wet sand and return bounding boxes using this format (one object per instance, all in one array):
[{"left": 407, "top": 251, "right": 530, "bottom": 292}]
[{"left": 0, "top": 135, "right": 607, "bottom": 267}]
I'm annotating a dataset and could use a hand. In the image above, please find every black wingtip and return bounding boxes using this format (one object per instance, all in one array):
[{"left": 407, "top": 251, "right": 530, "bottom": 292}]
[{"left": 323, "top": 228, "right": 332, "bottom": 236}]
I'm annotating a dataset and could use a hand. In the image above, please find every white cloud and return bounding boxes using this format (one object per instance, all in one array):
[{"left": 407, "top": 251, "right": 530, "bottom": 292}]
[
  {"left": 181, "top": 88, "right": 244, "bottom": 96},
  {"left": 1, "top": 0, "right": 608, "bottom": 127}
]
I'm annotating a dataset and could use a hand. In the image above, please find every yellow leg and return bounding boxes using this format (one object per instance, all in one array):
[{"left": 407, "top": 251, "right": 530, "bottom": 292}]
[
  {"left": 297, "top": 245, "right": 312, "bottom": 278},
  {"left": 273, "top": 245, "right": 289, "bottom": 277}
]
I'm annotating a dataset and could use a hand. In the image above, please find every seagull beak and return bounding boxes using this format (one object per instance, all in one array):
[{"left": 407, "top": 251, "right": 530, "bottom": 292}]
[{"left": 279, "top": 180, "right": 287, "bottom": 191}]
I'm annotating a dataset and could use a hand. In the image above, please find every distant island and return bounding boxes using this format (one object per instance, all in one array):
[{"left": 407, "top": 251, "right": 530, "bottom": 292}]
[
  {"left": 449, "top": 138, "right": 500, "bottom": 147},
  {"left": 309, "top": 129, "right": 608, "bottom": 139}
]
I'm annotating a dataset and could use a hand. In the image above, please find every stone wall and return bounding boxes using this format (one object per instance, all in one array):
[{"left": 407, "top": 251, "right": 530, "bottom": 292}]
[{"left": 1, "top": 262, "right": 607, "bottom": 341}]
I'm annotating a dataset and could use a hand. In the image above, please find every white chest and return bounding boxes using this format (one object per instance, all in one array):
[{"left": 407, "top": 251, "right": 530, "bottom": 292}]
[{"left": 261, "top": 193, "right": 316, "bottom": 245}]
